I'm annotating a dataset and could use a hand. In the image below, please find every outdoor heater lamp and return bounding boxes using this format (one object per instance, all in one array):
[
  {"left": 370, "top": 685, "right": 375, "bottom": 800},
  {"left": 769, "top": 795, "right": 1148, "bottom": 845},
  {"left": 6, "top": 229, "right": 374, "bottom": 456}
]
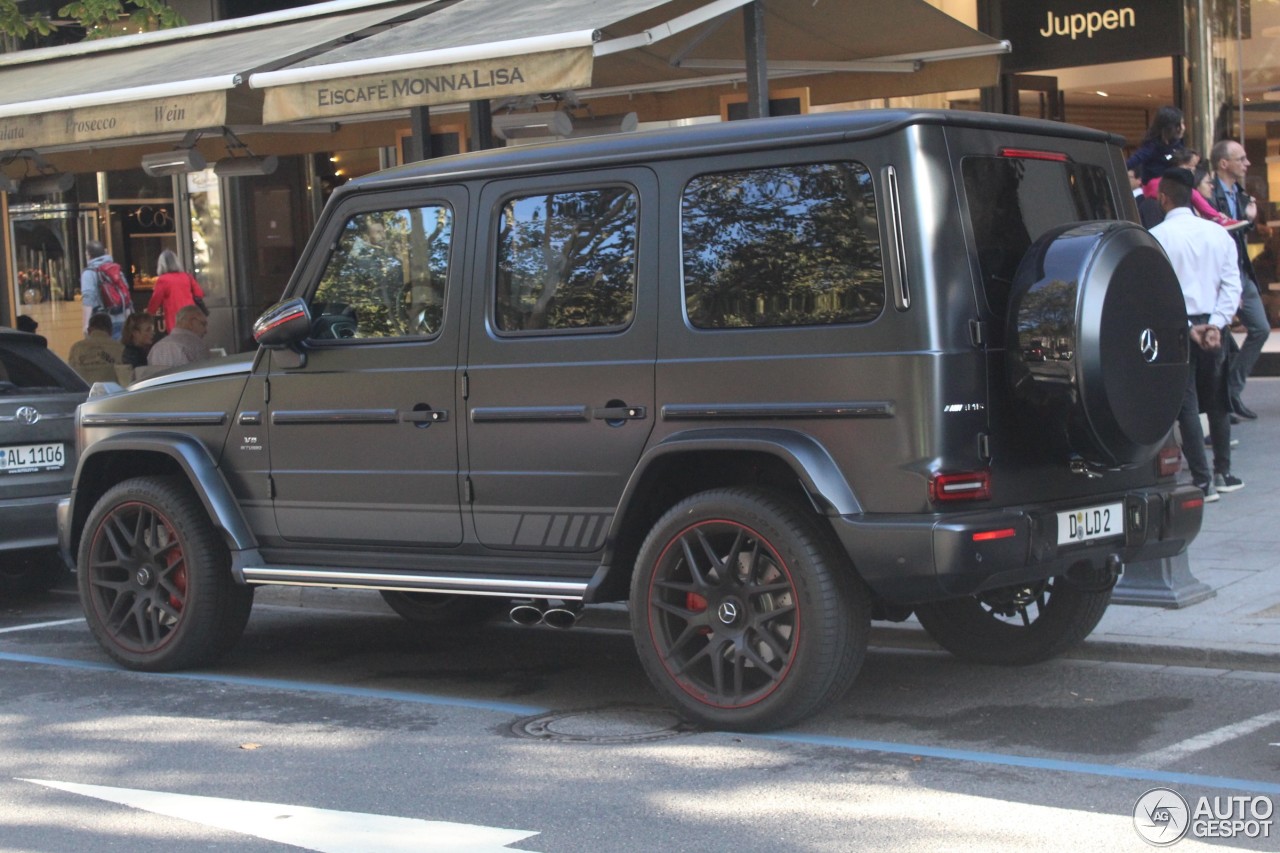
[
  {"left": 141, "top": 149, "right": 206, "bottom": 176},
  {"left": 17, "top": 172, "right": 74, "bottom": 196},
  {"left": 491, "top": 110, "right": 574, "bottom": 140},
  {"left": 213, "top": 155, "right": 279, "bottom": 177}
]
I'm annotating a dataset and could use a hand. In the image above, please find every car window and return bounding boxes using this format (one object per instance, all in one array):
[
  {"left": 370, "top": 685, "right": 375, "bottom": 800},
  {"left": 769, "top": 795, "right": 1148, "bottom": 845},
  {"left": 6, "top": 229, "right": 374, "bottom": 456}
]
[
  {"left": 494, "top": 186, "right": 638, "bottom": 333},
  {"left": 962, "top": 155, "right": 1116, "bottom": 316},
  {"left": 0, "top": 339, "right": 87, "bottom": 394},
  {"left": 681, "top": 162, "right": 885, "bottom": 329},
  {"left": 310, "top": 205, "right": 452, "bottom": 340}
]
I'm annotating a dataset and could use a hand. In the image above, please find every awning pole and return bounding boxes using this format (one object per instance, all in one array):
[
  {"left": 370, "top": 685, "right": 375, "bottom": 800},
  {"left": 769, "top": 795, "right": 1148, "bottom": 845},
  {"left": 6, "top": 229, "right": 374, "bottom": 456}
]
[
  {"left": 470, "top": 100, "right": 494, "bottom": 151},
  {"left": 407, "top": 105, "right": 430, "bottom": 162},
  {"left": 743, "top": 0, "right": 768, "bottom": 119}
]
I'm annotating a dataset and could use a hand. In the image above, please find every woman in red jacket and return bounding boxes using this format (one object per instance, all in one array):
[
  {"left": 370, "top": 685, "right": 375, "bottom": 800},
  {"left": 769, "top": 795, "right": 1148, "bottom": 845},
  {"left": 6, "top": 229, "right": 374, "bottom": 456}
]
[{"left": 148, "top": 250, "right": 205, "bottom": 331}]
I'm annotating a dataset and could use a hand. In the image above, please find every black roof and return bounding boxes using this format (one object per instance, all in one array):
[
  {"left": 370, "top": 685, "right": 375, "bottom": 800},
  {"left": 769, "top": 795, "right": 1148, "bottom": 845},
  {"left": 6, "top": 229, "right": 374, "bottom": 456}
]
[{"left": 345, "top": 108, "right": 1121, "bottom": 196}]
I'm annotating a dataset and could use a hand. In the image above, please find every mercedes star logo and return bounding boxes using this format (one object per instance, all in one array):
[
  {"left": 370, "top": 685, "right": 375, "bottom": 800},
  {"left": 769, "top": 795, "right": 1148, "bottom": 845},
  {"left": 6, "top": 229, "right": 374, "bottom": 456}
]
[
  {"left": 15, "top": 405, "right": 40, "bottom": 425},
  {"left": 717, "top": 601, "right": 739, "bottom": 624},
  {"left": 1139, "top": 328, "right": 1159, "bottom": 364}
]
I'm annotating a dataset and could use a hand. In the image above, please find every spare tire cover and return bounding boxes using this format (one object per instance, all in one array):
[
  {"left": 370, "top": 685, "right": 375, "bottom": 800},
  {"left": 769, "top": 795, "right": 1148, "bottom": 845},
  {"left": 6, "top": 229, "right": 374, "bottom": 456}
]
[{"left": 1006, "top": 221, "right": 1189, "bottom": 468}]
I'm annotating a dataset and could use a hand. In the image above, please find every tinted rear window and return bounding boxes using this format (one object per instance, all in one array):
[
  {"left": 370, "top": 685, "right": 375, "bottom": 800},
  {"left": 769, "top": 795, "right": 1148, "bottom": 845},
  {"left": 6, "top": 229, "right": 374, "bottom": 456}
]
[
  {"left": 0, "top": 338, "right": 87, "bottom": 394},
  {"left": 962, "top": 156, "right": 1116, "bottom": 315}
]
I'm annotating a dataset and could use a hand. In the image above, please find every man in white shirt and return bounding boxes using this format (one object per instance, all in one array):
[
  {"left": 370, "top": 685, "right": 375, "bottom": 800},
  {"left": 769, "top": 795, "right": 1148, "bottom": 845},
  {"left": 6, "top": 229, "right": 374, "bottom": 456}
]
[
  {"left": 139, "top": 305, "right": 211, "bottom": 379},
  {"left": 1150, "top": 168, "right": 1243, "bottom": 501}
]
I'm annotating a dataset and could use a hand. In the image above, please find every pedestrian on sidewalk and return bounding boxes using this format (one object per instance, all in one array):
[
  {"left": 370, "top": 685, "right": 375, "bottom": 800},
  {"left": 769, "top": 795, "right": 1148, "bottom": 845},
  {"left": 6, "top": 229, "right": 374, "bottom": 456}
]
[
  {"left": 1208, "top": 139, "right": 1271, "bottom": 420},
  {"left": 1150, "top": 168, "right": 1244, "bottom": 502}
]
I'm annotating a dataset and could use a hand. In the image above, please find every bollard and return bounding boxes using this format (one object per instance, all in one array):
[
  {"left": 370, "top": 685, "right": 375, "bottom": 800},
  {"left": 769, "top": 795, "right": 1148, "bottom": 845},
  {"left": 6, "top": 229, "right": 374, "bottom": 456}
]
[{"left": 1113, "top": 550, "right": 1215, "bottom": 608}]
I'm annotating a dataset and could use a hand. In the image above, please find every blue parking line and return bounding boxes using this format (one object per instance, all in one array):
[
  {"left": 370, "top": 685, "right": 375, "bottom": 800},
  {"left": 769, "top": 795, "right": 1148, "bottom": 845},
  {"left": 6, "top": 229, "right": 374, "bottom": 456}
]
[
  {"left": 6, "top": 649, "right": 1279, "bottom": 795},
  {"left": 760, "top": 732, "right": 1280, "bottom": 795},
  {"left": 0, "top": 651, "right": 546, "bottom": 717}
]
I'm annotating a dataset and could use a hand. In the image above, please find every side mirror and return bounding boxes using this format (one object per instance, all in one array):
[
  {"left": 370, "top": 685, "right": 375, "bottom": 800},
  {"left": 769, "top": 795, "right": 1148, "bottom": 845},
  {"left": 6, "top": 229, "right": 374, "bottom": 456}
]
[{"left": 253, "top": 298, "right": 311, "bottom": 349}]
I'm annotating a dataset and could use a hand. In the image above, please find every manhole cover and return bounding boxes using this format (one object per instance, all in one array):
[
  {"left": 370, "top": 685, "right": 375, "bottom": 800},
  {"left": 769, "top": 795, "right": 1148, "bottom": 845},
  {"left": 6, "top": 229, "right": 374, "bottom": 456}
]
[{"left": 512, "top": 707, "right": 697, "bottom": 744}]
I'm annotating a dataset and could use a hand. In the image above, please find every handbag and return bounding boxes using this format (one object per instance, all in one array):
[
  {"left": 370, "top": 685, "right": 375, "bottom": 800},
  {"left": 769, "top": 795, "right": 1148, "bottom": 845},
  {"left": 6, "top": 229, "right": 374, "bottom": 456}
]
[{"left": 189, "top": 273, "right": 209, "bottom": 315}]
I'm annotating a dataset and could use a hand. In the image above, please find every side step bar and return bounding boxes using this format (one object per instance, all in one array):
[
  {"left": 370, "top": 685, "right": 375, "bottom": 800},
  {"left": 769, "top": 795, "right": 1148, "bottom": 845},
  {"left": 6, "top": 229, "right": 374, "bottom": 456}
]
[{"left": 240, "top": 566, "right": 589, "bottom": 601}]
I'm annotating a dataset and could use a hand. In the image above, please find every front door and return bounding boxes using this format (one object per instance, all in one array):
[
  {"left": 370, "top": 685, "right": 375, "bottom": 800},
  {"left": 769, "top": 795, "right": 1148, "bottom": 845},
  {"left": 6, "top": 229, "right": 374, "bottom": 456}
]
[
  {"left": 265, "top": 192, "right": 465, "bottom": 548},
  {"left": 465, "top": 169, "right": 657, "bottom": 552}
]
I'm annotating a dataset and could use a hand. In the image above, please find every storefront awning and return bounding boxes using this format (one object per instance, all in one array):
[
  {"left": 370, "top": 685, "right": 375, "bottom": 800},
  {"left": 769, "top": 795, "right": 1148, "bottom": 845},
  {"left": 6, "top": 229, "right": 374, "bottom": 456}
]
[
  {"left": 248, "top": 0, "right": 1009, "bottom": 124},
  {"left": 0, "top": 0, "right": 437, "bottom": 150}
]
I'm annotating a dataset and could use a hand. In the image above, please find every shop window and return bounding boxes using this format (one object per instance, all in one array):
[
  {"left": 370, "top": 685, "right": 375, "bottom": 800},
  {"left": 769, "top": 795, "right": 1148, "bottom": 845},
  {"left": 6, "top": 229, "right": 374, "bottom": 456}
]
[
  {"left": 311, "top": 205, "right": 453, "bottom": 340},
  {"left": 681, "top": 162, "right": 884, "bottom": 329},
  {"left": 494, "top": 187, "right": 638, "bottom": 333}
]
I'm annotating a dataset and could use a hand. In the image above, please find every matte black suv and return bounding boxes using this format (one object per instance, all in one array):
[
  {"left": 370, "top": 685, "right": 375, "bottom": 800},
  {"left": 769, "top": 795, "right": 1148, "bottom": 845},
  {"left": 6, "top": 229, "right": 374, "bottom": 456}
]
[{"left": 59, "top": 110, "right": 1202, "bottom": 730}]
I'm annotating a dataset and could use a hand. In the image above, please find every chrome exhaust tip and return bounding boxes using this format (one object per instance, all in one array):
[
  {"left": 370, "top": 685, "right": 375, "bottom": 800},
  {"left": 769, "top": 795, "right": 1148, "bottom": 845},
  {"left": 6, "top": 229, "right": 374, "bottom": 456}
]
[
  {"left": 509, "top": 603, "right": 545, "bottom": 626},
  {"left": 541, "top": 604, "right": 582, "bottom": 630}
]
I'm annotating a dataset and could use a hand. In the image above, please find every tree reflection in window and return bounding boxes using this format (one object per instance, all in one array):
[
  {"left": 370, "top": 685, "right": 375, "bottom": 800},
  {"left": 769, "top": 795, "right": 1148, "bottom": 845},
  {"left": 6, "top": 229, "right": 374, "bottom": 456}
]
[
  {"left": 682, "top": 162, "right": 884, "bottom": 328},
  {"left": 311, "top": 206, "right": 452, "bottom": 339},
  {"left": 495, "top": 187, "right": 638, "bottom": 332},
  {"left": 962, "top": 156, "right": 1115, "bottom": 317}
]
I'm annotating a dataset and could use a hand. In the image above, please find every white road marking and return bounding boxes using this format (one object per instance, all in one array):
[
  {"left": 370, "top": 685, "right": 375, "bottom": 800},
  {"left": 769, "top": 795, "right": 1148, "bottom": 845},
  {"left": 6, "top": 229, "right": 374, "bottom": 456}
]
[
  {"left": 1130, "top": 710, "right": 1280, "bottom": 768},
  {"left": 0, "top": 618, "right": 84, "bottom": 634},
  {"left": 20, "top": 779, "right": 540, "bottom": 853}
]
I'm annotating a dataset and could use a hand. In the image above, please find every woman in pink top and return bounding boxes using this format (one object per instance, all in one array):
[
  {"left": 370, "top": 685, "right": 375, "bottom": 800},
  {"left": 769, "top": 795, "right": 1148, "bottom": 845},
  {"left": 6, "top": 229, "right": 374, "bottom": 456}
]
[{"left": 148, "top": 250, "right": 205, "bottom": 331}]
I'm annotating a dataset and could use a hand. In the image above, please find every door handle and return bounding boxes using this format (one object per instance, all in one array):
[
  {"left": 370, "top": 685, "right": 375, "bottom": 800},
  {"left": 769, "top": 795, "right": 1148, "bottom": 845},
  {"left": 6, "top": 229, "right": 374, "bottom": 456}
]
[
  {"left": 592, "top": 405, "right": 646, "bottom": 421},
  {"left": 400, "top": 408, "right": 448, "bottom": 423}
]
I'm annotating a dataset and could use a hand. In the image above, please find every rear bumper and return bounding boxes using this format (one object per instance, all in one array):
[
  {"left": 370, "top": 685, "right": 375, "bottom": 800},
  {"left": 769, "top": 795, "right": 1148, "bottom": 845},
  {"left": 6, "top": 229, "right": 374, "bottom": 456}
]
[
  {"left": 0, "top": 492, "right": 63, "bottom": 553},
  {"left": 831, "top": 484, "right": 1204, "bottom": 604}
]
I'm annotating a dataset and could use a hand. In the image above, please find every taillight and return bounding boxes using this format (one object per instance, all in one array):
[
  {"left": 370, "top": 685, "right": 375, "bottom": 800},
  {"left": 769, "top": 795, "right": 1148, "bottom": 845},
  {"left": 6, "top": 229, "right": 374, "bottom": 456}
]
[
  {"left": 929, "top": 469, "right": 991, "bottom": 503},
  {"left": 1158, "top": 446, "right": 1182, "bottom": 478},
  {"left": 973, "top": 527, "right": 1016, "bottom": 542},
  {"left": 999, "top": 147, "right": 1069, "bottom": 162}
]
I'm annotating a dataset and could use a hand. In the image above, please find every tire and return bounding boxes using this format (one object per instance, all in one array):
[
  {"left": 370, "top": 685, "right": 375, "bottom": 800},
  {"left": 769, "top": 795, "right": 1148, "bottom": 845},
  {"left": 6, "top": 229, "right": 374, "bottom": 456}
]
[
  {"left": 630, "top": 487, "right": 869, "bottom": 731},
  {"left": 0, "top": 548, "right": 68, "bottom": 595},
  {"left": 913, "top": 577, "right": 1111, "bottom": 666},
  {"left": 77, "top": 476, "right": 254, "bottom": 671},
  {"left": 379, "top": 591, "right": 507, "bottom": 626},
  {"left": 1007, "top": 221, "right": 1188, "bottom": 468}
]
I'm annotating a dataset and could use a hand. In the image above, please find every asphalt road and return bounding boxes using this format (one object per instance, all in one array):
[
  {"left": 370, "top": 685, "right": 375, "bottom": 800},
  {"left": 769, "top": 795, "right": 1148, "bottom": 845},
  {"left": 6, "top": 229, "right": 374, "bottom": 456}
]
[{"left": 1, "top": 585, "right": 1277, "bottom": 852}]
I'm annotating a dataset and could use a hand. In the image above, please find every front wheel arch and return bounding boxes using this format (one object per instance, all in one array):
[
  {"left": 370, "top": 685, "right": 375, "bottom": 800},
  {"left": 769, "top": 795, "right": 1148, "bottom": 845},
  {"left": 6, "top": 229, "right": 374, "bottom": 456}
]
[{"left": 70, "top": 434, "right": 259, "bottom": 566}]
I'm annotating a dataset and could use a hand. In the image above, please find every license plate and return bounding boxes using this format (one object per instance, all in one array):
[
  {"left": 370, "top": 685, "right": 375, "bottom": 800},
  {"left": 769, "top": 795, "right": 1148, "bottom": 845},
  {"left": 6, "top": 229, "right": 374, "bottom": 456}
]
[
  {"left": 0, "top": 442, "right": 65, "bottom": 473},
  {"left": 1057, "top": 502, "right": 1123, "bottom": 546}
]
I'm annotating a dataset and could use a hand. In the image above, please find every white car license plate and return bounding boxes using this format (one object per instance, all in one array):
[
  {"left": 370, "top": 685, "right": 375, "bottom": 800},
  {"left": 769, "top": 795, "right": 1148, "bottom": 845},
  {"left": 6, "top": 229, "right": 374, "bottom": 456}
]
[
  {"left": 0, "top": 442, "right": 65, "bottom": 473},
  {"left": 1057, "top": 502, "right": 1123, "bottom": 546}
]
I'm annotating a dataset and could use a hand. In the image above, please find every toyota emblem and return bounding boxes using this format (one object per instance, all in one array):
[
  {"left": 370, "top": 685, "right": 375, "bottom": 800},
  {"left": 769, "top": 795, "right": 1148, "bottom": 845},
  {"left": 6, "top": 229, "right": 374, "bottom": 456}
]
[
  {"left": 15, "top": 406, "right": 40, "bottom": 425},
  {"left": 1139, "top": 328, "right": 1159, "bottom": 364}
]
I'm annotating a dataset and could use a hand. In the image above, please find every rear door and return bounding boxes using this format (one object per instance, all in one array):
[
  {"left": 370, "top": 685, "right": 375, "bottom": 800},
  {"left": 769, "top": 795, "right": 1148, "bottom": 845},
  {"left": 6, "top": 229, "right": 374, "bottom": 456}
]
[{"left": 464, "top": 169, "right": 657, "bottom": 552}]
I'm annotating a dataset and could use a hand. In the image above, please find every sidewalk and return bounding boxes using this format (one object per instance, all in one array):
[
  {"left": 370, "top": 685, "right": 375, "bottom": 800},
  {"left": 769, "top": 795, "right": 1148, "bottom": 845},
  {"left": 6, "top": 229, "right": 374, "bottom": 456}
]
[
  {"left": 872, "top": 375, "right": 1280, "bottom": 673},
  {"left": 259, "top": 378, "right": 1280, "bottom": 674}
]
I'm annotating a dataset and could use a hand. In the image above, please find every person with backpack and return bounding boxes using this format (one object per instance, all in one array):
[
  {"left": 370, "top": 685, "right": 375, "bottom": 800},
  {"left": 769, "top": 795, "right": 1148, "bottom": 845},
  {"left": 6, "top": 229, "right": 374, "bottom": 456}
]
[
  {"left": 148, "top": 249, "right": 206, "bottom": 333},
  {"left": 80, "top": 240, "right": 132, "bottom": 340}
]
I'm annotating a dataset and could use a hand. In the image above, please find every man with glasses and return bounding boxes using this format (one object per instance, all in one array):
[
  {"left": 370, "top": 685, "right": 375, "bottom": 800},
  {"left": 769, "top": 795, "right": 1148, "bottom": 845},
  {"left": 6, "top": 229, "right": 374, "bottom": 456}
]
[{"left": 1209, "top": 139, "right": 1270, "bottom": 421}]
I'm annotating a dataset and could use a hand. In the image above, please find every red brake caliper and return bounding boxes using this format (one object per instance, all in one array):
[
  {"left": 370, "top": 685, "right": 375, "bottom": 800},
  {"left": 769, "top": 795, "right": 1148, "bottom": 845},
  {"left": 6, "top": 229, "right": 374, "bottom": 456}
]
[
  {"left": 169, "top": 556, "right": 187, "bottom": 612},
  {"left": 687, "top": 593, "right": 710, "bottom": 634}
]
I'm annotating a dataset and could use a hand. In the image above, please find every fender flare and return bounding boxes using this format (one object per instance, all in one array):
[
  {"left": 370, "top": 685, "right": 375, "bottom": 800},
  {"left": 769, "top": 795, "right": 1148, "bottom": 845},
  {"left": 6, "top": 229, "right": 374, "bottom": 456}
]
[
  {"left": 624, "top": 427, "right": 861, "bottom": 516},
  {"left": 587, "top": 428, "right": 860, "bottom": 601},
  {"left": 69, "top": 431, "right": 262, "bottom": 574}
]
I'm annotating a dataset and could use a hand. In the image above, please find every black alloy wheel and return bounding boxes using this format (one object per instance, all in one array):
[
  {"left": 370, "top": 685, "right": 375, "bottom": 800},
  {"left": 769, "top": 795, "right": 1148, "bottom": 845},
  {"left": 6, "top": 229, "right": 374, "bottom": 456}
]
[
  {"left": 914, "top": 576, "right": 1111, "bottom": 666},
  {"left": 78, "top": 476, "right": 253, "bottom": 671},
  {"left": 632, "top": 488, "right": 868, "bottom": 731}
]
